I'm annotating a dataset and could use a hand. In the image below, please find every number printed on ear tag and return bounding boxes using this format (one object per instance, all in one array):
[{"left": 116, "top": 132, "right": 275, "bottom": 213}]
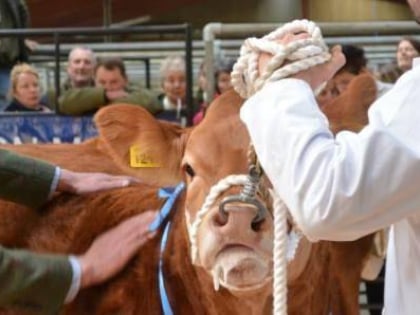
[{"left": 129, "top": 145, "right": 160, "bottom": 168}]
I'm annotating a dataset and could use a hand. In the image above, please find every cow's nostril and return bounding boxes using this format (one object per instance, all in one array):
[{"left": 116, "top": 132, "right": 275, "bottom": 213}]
[
  {"left": 251, "top": 218, "right": 264, "bottom": 231},
  {"left": 214, "top": 209, "right": 229, "bottom": 226}
]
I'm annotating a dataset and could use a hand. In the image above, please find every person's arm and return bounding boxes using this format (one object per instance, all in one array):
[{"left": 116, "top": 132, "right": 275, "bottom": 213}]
[
  {"left": 113, "top": 88, "right": 163, "bottom": 115},
  {"left": 0, "top": 148, "right": 56, "bottom": 208},
  {"left": 240, "top": 55, "right": 420, "bottom": 242},
  {"left": 57, "top": 88, "right": 107, "bottom": 115},
  {"left": 0, "top": 149, "right": 139, "bottom": 209},
  {"left": 0, "top": 211, "right": 157, "bottom": 314},
  {"left": 0, "top": 247, "right": 73, "bottom": 314}
]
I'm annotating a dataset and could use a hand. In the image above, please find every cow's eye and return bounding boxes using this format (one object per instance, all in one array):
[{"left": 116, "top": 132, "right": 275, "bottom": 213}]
[{"left": 184, "top": 164, "right": 195, "bottom": 178}]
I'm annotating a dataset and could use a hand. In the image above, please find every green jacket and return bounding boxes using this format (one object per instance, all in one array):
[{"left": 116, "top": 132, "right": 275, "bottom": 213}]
[
  {"left": 0, "top": 0, "right": 30, "bottom": 66},
  {"left": 48, "top": 83, "right": 163, "bottom": 115},
  {"left": 0, "top": 148, "right": 56, "bottom": 209},
  {"left": 0, "top": 149, "right": 73, "bottom": 314},
  {"left": 0, "top": 247, "right": 72, "bottom": 315}
]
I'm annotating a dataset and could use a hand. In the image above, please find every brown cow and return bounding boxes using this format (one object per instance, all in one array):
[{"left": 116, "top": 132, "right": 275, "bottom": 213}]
[{"left": 0, "top": 74, "right": 377, "bottom": 315}]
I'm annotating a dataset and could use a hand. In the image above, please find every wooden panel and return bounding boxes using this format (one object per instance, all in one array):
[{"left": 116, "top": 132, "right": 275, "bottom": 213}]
[{"left": 27, "top": 0, "right": 206, "bottom": 27}]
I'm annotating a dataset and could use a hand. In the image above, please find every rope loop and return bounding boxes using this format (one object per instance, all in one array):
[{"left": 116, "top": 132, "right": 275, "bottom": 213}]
[{"left": 231, "top": 19, "right": 331, "bottom": 99}]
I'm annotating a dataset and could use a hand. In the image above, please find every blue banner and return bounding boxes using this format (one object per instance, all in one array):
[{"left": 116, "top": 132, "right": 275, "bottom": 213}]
[{"left": 0, "top": 113, "right": 97, "bottom": 144}]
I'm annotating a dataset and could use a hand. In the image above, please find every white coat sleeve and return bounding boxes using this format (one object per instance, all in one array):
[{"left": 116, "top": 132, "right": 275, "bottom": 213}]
[{"left": 240, "top": 69, "right": 420, "bottom": 242}]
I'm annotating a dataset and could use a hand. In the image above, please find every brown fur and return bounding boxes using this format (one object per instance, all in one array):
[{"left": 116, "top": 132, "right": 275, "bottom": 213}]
[{"left": 0, "top": 74, "right": 378, "bottom": 314}]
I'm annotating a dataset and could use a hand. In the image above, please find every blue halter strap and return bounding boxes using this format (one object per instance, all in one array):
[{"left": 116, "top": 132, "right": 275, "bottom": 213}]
[{"left": 148, "top": 182, "right": 185, "bottom": 315}]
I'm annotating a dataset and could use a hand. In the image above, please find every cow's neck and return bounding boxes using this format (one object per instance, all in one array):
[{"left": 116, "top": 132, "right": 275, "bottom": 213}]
[{"left": 161, "top": 198, "right": 272, "bottom": 315}]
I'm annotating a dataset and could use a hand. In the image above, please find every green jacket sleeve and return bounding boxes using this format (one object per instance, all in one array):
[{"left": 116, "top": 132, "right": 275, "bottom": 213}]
[
  {"left": 0, "top": 246, "right": 72, "bottom": 315},
  {"left": 0, "top": 149, "right": 56, "bottom": 208},
  {"left": 113, "top": 88, "right": 163, "bottom": 114},
  {"left": 57, "top": 87, "right": 107, "bottom": 115}
]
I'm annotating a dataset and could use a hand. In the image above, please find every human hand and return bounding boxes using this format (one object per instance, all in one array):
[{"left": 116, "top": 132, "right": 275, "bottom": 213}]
[
  {"left": 24, "top": 39, "right": 38, "bottom": 51},
  {"left": 105, "top": 90, "right": 128, "bottom": 101},
  {"left": 57, "top": 169, "right": 140, "bottom": 194},
  {"left": 257, "top": 32, "right": 345, "bottom": 91},
  {"left": 77, "top": 210, "right": 158, "bottom": 288}
]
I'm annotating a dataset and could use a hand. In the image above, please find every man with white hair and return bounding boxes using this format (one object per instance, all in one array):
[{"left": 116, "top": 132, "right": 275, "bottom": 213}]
[{"left": 46, "top": 46, "right": 96, "bottom": 110}]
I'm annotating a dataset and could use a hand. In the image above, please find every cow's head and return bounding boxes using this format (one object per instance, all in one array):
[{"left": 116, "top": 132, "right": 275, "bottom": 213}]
[
  {"left": 93, "top": 73, "right": 377, "bottom": 296},
  {"left": 94, "top": 92, "right": 276, "bottom": 295}
]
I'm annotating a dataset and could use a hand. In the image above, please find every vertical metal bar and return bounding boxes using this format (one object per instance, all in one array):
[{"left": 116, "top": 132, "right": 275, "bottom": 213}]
[
  {"left": 185, "top": 23, "right": 193, "bottom": 126},
  {"left": 54, "top": 32, "right": 61, "bottom": 112},
  {"left": 103, "top": 0, "right": 112, "bottom": 42},
  {"left": 145, "top": 58, "right": 151, "bottom": 89}
]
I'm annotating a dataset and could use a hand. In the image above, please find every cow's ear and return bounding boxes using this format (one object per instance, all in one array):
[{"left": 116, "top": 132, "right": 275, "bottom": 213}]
[
  {"left": 323, "top": 73, "right": 377, "bottom": 134},
  {"left": 94, "top": 104, "right": 188, "bottom": 186}
]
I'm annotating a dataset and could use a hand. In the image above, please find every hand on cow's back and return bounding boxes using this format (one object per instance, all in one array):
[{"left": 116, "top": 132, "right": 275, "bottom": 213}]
[
  {"left": 76, "top": 210, "right": 158, "bottom": 289},
  {"left": 57, "top": 169, "right": 141, "bottom": 195}
]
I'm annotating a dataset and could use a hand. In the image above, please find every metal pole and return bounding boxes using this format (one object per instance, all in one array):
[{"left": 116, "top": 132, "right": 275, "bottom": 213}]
[
  {"left": 144, "top": 58, "right": 151, "bottom": 89},
  {"left": 185, "top": 24, "right": 194, "bottom": 126},
  {"left": 53, "top": 32, "right": 61, "bottom": 112},
  {"left": 103, "top": 0, "right": 112, "bottom": 42}
]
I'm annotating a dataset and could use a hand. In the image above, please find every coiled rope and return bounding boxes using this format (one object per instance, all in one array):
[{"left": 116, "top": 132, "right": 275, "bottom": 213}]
[
  {"left": 230, "top": 19, "right": 330, "bottom": 315},
  {"left": 231, "top": 19, "right": 331, "bottom": 99}
]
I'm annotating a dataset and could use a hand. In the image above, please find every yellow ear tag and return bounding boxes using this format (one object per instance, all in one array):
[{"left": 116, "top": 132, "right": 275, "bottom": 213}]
[{"left": 129, "top": 145, "right": 160, "bottom": 168}]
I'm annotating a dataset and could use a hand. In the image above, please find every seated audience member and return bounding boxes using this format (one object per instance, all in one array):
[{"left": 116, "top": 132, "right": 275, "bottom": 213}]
[
  {"left": 315, "top": 80, "right": 338, "bottom": 109},
  {"left": 46, "top": 46, "right": 96, "bottom": 110},
  {"left": 215, "top": 58, "right": 235, "bottom": 95},
  {"left": 376, "top": 37, "right": 420, "bottom": 84},
  {"left": 56, "top": 57, "right": 162, "bottom": 115},
  {"left": 193, "top": 58, "right": 235, "bottom": 125},
  {"left": 396, "top": 36, "right": 420, "bottom": 73},
  {"left": 156, "top": 55, "right": 188, "bottom": 126},
  {"left": 329, "top": 45, "right": 392, "bottom": 100},
  {"left": 193, "top": 61, "right": 210, "bottom": 125},
  {"left": 5, "top": 63, "right": 51, "bottom": 112}
]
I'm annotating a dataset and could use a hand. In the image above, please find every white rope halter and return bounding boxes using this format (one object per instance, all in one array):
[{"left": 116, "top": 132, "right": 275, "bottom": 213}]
[
  {"left": 230, "top": 19, "right": 328, "bottom": 315},
  {"left": 231, "top": 19, "right": 331, "bottom": 99}
]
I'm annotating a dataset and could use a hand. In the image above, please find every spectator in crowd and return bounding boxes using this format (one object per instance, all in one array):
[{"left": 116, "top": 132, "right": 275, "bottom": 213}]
[
  {"left": 46, "top": 46, "right": 96, "bottom": 110},
  {"left": 0, "top": 0, "right": 36, "bottom": 111},
  {"left": 315, "top": 80, "right": 338, "bottom": 108},
  {"left": 56, "top": 56, "right": 161, "bottom": 115},
  {"left": 193, "top": 57, "right": 235, "bottom": 125},
  {"left": 396, "top": 36, "right": 420, "bottom": 73},
  {"left": 65, "top": 46, "right": 96, "bottom": 89},
  {"left": 334, "top": 45, "right": 392, "bottom": 98},
  {"left": 5, "top": 63, "right": 50, "bottom": 112},
  {"left": 215, "top": 57, "right": 235, "bottom": 95},
  {"left": 156, "top": 55, "right": 188, "bottom": 126},
  {"left": 193, "top": 61, "right": 210, "bottom": 125},
  {"left": 317, "top": 45, "right": 392, "bottom": 109},
  {"left": 376, "top": 37, "right": 420, "bottom": 83}
]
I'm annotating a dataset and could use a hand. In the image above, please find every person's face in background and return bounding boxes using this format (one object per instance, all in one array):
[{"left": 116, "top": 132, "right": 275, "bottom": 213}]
[
  {"left": 95, "top": 66, "right": 127, "bottom": 92},
  {"left": 162, "top": 69, "right": 186, "bottom": 105},
  {"left": 216, "top": 71, "right": 232, "bottom": 95},
  {"left": 408, "top": 0, "right": 420, "bottom": 22},
  {"left": 67, "top": 48, "right": 95, "bottom": 87},
  {"left": 333, "top": 71, "right": 358, "bottom": 94},
  {"left": 316, "top": 80, "right": 338, "bottom": 108},
  {"left": 13, "top": 72, "right": 41, "bottom": 109},
  {"left": 397, "top": 39, "right": 419, "bottom": 72}
]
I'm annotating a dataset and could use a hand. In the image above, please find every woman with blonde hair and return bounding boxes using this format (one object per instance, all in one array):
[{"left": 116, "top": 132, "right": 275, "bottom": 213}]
[{"left": 5, "top": 63, "right": 51, "bottom": 112}]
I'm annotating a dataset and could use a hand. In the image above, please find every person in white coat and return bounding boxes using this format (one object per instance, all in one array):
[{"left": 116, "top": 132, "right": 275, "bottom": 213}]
[{"left": 240, "top": 1, "right": 420, "bottom": 314}]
